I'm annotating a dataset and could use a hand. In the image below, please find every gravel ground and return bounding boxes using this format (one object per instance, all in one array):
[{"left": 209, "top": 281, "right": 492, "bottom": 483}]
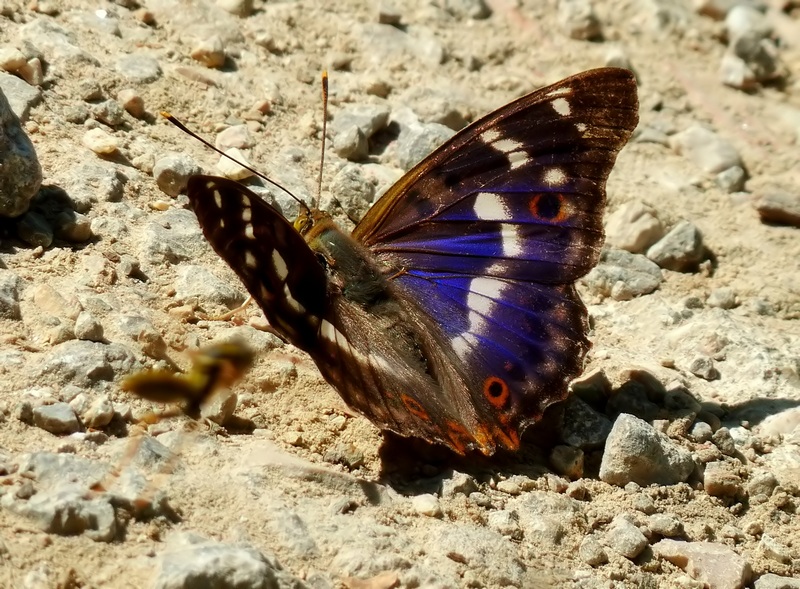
[{"left": 0, "top": 1, "right": 799, "bottom": 588}]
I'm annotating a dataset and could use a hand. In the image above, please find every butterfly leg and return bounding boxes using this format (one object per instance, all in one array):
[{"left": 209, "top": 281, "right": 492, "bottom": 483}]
[{"left": 197, "top": 295, "right": 254, "bottom": 322}]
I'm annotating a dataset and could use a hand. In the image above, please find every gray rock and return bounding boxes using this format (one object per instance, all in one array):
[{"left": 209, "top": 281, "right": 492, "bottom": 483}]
[
  {"left": 647, "top": 220, "right": 705, "bottom": 272},
  {"left": 174, "top": 264, "right": 245, "bottom": 308},
  {"left": 332, "top": 125, "right": 368, "bottom": 161},
  {"left": 140, "top": 208, "right": 206, "bottom": 265},
  {"left": 511, "top": 491, "right": 584, "bottom": 546},
  {"left": 605, "top": 201, "right": 665, "bottom": 253},
  {"left": 688, "top": 355, "right": 719, "bottom": 380},
  {"left": 32, "top": 403, "right": 81, "bottom": 435},
  {"left": 583, "top": 248, "right": 663, "bottom": 300},
  {"left": 760, "top": 534, "right": 791, "bottom": 564},
  {"left": 397, "top": 86, "right": 469, "bottom": 130},
  {"left": 711, "top": 427, "right": 737, "bottom": 456},
  {"left": 753, "top": 190, "right": 800, "bottom": 227},
  {"left": 441, "top": 470, "right": 478, "bottom": 498},
  {"left": 487, "top": 510, "right": 521, "bottom": 539},
  {"left": 0, "top": 270, "right": 22, "bottom": 320},
  {"left": 64, "top": 164, "right": 124, "bottom": 213},
  {"left": 549, "top": 445, "right": 584, "bottom": 479},
  {"left": 2, "top": 484, "right": 116, "bottom": 542},
  {"left": 393, "top": 114, "right": 455, "bottom": 171},
  {"left": 603, "top": 515, "right": 649, "bottom": 559},
  {"left": 54, "top": 210, "right": 92, "bottom": 242},
  {"left": 154, "top": 533, "right": 295, "bottom": 589},
  {"left": 669, "top": 126, "right": 743, "bottom": 174},
  {"left": 558, "top": 0, "right": 602, "bottom": 40},
  {"left": 746, "top": 471, "right": 777, "bottom": 498},
  {"left": 754, "top": 573, "right": 800, "bottom": 589},
  {"left": 647, "top": 513, "right": 684, "bottom": 537},
  {"left": 442, "top": 0, "right": 492, "bottom": 19},
  {"left": 115, "top": 54, "right": 162, "bottom": 83},
  {"left": 116, "top": 314, "right": 166, "bottom": 358},
  {"left": 19, "top": 18, "right": 99, "bottom": 67},
  {"left": 16, "top": 210, "right": 53, "bottom": 247},
  {"left": 689, "top": 420, "right": 713, "bottom": 442},
  {"left": 715, "top": 165, "right": 746, "bottom": 193},
  {"left": 579, "top": 534, "right": 608, "bottom": 566},
  {"left": 707, "top": 287, "right": 737, "bottom": 309},
  {"left": 38, "top": 340, "right": 136, "bottom": 387},
  {"left": 92, "top": 99, "right": 125, "bottom": 127},
  {"left": 653, "top": 539, "right": 752, "bottom": 589},
  {"left": 153, "top": 153, "right": 202, "bottom": 197},
  {"left": 331, "top": 104, "right": 391, "bottom": 140},
  {"left": 726, "top": 35, "right": 781, "bottom": 88},
  {"left": 560, "top": 396, "right": 613, "bottom": 449},
  {"left": 0, "top": 85, "right": 42, "bottom": 217},
  {"left": 328, "top": 163, "right": 375, "bottom": 219},
  {"left": 599, "top": 414, "right": 695, "bottom": 486},
  {"left": 0, "top": 71, "right": 42, "bottom": 121}
]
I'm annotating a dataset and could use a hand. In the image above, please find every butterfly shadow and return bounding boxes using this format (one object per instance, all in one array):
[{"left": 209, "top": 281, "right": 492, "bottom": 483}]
[{"left": 375, "top": 406, "right": 567, "bottom": 495}]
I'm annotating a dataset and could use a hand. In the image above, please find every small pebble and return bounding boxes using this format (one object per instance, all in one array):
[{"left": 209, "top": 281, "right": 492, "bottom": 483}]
[
  {"left": 117, "top": 89, "right": 145, "bottom": 118},
  {"left": 411, "top": 494, "right": 442, "bottom": 517},
  {"left": 82, "top": 128, "right": 118, "bottom": 155},
  {"left": 191, "top": 36, "right": 226, "bottom": 68}
]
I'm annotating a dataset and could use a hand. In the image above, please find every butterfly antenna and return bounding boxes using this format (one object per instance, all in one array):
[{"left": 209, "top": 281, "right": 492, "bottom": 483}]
[
  {"left": 315, "top": 72, "right": 360, "bottom": 226},
  {"left": 161, "top": 112, "right": 311, "bottom": 215},
  {"left": 314, "top": 71, "right": 329, "bottom": 211}
]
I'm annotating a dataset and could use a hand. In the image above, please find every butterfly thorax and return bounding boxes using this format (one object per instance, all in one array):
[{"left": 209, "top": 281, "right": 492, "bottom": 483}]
[{"left": 298, "top": 211, "right": 397, "bottom": 310}]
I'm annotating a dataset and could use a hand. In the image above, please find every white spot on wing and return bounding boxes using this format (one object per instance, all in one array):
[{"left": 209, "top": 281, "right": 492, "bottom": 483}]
[
  {"left": 242, "top": 207, "right": 252, "bottom": 222},
  {"left": 272, "top": 250, "right": 288, "bottom": 281},
  {"left": 283, "top": 283, "right": 306, "bottom": 314},
  {"left": 213, "top": 191, "right": 222, "bottom": 209},
  {"left": 241, "top": 195, "right": 251, "bottom": 207},
  {"left": 474, "top": 193, "right": 512, "bottom": 221},
  {"left": 480, "top": 128, "right": 501, "bottom": 143},
  {"left": 320, "top": 319, "right": 337, "bottom": 343},
  {"left": 552, "top": 97, "right": 571, "bottom": 116},
  {"left": 450, "top": 277, "right": 508, "bottom": 361},
  {"left": 452, "top": 332, "right": 479, "bottom": 362},
  {"left": 500, "top": 224, "right": 523, "bottom": 257},
  {"left": 543, "top": 167, "right": 567, "bottom": 186},
  {"left": 576, "top": 122, "right": 587, "bottom": 133},
  {"left": 245, "top": 250, "right": 257, "bottom": 268},
  {"left": 245, "top": 224, "right": 255, "bottom": 239},
  {"left": 485, "top": 137, "right": 529, "bottom": 170}
]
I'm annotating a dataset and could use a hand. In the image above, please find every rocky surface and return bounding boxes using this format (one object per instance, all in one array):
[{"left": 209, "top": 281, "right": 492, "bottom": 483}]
[{"left": 0, "top": 0, "right": 799, "bottom": 588}]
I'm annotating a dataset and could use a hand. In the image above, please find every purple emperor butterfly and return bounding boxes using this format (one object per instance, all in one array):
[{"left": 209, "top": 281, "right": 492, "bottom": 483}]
[{"left": 185, "top": 67, "right": 638, "bottom": 456}]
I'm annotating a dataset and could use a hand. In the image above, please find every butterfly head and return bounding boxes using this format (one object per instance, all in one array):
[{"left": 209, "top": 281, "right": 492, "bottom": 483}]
[{"left": 293, "top": 207, "right": 333, "bottom": 237}]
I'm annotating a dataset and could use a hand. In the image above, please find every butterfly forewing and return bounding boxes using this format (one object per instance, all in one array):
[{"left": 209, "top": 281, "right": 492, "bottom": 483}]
[
  {"left": 355, "top": 67, "right": 637, "bottom": 283},
  {"left": 186, "top": 176, "right": 327, "bottom": 349}
]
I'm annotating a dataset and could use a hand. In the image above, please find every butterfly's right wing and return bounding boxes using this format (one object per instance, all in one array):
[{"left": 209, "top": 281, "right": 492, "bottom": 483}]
[{"left": 186, "top": 176, "right": 328, "bottom": 350}]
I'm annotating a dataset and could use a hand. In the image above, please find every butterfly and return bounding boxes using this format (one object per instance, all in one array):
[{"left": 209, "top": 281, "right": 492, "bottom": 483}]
[{"left": 183, "top": 67, "right": 638, "bottom": 456}]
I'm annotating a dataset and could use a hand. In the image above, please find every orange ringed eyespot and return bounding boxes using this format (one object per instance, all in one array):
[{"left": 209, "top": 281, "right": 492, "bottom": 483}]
[
  {"left": 529, "top": 193, "right": 569, "bottom": 223},
  {"left": 483, "top": 376, "right": 510, "bottom": 409}
]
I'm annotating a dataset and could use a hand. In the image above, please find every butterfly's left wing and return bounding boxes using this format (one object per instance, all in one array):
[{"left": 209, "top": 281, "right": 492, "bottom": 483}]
[{"left": 351, "top": 68, "right": 639, "bottom": 452}]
